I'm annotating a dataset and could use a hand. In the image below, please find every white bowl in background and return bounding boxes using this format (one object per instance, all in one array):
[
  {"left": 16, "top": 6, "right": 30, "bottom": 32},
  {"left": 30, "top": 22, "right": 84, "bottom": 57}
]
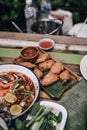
[{"left": 68, "top": 23, "right": 87, "bottom": 38}]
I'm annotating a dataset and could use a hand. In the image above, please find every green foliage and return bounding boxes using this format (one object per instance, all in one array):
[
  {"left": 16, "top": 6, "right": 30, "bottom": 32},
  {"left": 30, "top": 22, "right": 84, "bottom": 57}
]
[
  {"left": 0, "top": 0, "right": 25, "bottom": 16},
  {"left": 0, "top": 0, "right": 25, "bottom": 31},
  {"left": 0, "top": 0, "right": 87, "bottom": 31},
  {"left": 50, "top": 0, "right": 87, "bottom": 7}
]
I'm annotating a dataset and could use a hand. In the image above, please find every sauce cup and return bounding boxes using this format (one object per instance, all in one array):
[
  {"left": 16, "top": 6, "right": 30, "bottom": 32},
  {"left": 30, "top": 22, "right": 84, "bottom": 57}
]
[
  {"left": 21, "top": 46, "right": 39, "bottom": 62},
  {"left": 38, "top": 38, "right": 55, "bottom": 51}
]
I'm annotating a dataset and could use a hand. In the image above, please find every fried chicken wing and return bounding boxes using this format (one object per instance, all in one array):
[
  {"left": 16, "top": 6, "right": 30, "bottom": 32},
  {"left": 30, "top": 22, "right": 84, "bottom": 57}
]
[
  {"left": 41, "top": 73, "right": 59, "bottom": 86},
  {"left": 59, "top": 70, "right": 70, "bottom": 83},
  {"left": 50, "top": 61, "right": 64, "bottom": 74},
  {"left": 39, "top": 60, "right": 55, "bottom": 71},
  {"left": 36, "top": 53, "right": 50, "bottom": 63},
  {"left": 19, "top": 62, "right": 36, "bottom": 69},
  {"left": 34, "top": 67, "right": 43, "bottom": 79},
  {"left": 14, "top": 56, "right": 23, "bottom": 64}
]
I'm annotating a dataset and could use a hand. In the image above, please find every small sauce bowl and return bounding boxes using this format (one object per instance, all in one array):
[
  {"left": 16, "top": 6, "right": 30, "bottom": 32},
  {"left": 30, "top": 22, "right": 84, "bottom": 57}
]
[
  {"left": 21, "top": 46, "right": 39, "bottom": 62},
  {"left": 38, "top": 38, "right": 55, "bottom": 51}
]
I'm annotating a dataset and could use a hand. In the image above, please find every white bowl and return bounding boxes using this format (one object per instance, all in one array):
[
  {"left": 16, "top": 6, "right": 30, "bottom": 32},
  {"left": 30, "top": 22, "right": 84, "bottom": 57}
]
[
  {"left": 68, "top": 23, "right": 87, "bottom": 38},
  {"left": 27, "top": 100, "right": 67, "bottom": 130},
  {"left": 80, "top": 55, "right": 87, "bottom": 80},
  {"left": 38, "top": 38, "right": 55, "bottom": 51},
  {"left": 0, "top": 64, "right": 40, "bottom": 119}
]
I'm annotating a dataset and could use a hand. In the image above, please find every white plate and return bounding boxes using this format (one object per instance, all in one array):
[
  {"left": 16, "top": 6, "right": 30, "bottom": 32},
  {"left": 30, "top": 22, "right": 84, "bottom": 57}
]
[
  {"left": 40, "top": 100, "right": 67, "bottom": 130},
  {"left": 80, "top": 55, "right": 87, "bottom": 80}
]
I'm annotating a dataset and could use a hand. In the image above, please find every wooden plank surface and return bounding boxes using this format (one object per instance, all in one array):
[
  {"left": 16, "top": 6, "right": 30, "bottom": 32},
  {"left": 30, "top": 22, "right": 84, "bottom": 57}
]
[
  {"left": 0, "top": 57, "right": 80, "bottom": 75},
  {"left": 0, "top": 31, "right": 87, "bottom": 55},
  {"left": 0, "top": 31, "right": 86, "bottom": 76},
  {"left": 0, "top": 31, "right": 87, "bottom": 46}
]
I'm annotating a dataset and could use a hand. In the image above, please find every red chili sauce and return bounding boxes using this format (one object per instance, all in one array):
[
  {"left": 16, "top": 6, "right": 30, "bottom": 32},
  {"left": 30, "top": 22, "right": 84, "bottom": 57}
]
[
  {"left": 23, "top": 48, "right": 37, "bottom": 58},
  {"left": 40, "top": 41, "right": 52, "bottom": 48}
]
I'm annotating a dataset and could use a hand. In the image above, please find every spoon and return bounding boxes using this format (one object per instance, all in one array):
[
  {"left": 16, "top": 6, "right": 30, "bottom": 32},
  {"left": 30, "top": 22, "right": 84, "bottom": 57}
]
[{"left": 12, "top": 21, "right": 23, "bottom": 33}]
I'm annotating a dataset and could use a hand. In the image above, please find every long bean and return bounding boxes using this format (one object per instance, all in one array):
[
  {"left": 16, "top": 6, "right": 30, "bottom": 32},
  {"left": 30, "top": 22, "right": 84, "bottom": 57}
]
[{"left": 26, "top": 106, "right": 44, "bottom": 128}]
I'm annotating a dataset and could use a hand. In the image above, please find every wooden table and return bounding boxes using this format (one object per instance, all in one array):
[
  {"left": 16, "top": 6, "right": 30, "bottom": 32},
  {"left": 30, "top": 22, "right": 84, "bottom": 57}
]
[
  {"left": 0, "top": 31, "right": 87, "bottom": 130},
  {"left": 0, "top": 31, "right": 87, "bottom": 76},
  {"left": 0, "top": 32, "right": 87, "bottom": 53}
]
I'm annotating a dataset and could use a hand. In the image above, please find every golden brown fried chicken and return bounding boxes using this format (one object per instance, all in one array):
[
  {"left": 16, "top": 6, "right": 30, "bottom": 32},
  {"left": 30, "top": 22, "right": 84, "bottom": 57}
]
[
  {"left": 36, "top": 53, "right": 50, "bottom": 63},
  {"left": 50, "top": 61, "right": 64, "bottom": 74},
  {"left": 34, "top": 67, "right": 43, "bottom": 79},
  {"left": 14, "top": 56, "right": 23, "bottom": 64},
  {"left": 39, "top": 60, "right": 55, "bottom": 71},
  {"left": 19, "top": 62, "right": 36, "bottom": 69},
  {"left": 41, "top": 73, "right": 59, "bottom": 86},
  {"left": 59, "top": 70, "right": 70, "bottom": 83}
]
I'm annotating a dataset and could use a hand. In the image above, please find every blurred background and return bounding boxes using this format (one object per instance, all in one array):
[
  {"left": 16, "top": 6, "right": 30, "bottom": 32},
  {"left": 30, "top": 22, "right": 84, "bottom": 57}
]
[{"left": 0, "top": 0, "right": 87, "bottom": 33}]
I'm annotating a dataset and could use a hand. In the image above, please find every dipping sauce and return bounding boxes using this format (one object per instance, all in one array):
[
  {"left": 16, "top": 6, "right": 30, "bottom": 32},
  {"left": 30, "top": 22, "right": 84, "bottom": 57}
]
[
  {"left": 39, "top": 38, "right": 55, "bottom": 51},
  {"left": 22, "top": 48, "right": 37, "bottom": 58},
  {"left": 39, "top": 41, "right": 52, "bottom": 48},
  {"left": 21, "top": 47, "right": 39, "bottom": 62}
]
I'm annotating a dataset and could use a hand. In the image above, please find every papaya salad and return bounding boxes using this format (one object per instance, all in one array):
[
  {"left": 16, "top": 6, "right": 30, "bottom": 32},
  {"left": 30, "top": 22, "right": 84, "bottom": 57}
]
[{"left": 0, "top": 71, "right": 36, "bottom": 117}]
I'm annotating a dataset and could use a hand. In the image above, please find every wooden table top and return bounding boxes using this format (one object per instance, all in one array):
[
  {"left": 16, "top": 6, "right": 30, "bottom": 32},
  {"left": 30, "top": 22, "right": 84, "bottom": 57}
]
[
  {"left": 0, "top": 31, "right": 87, "bottom": 54},
  {"left": 0, "top": 31, "right": 87, "bottom": 76},
  {"left": 0, "top": 31, "right": 87, "bottom": 46}
]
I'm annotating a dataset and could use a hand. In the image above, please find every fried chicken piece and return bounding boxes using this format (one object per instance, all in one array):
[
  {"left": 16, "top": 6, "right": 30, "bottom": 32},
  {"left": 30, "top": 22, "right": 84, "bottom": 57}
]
[
  {"left": 59, "top": 70, "right": 70, "bottom": 83},
  {"left": 19, "top": 62, "right": 36, "bottom": 69},
  {"left": 36, "top": 53, "right": 50, "bottom": 63},
  {"left": 39, "top": 60, "right": 55, "bottom": 71},
  {"left": 50, "top": 61, "right": 64, "bottom": 74},
  {"left": 34, "top": 67, "right": 43, "bottom": 79},
  {"left": 41, "top": 73, "right": 59, "bottom": 86},
  {"left": 14, "top": 56, "right": 23, "bottom": 64}
]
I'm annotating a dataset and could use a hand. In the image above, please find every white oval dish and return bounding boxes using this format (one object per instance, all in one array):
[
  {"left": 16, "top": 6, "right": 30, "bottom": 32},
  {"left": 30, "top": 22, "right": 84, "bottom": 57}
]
[
  {"left": 80, "top": 55, "right": 87, "bottom": 80},
  {"left": 27, "top": 100, "right": 67, "bottom": 130},
  {"left": 38, "top": 38, "right": 55, "bottom": 51},
  {"left": 40, "top": 100, "right": 67, "bottom": 130}
]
